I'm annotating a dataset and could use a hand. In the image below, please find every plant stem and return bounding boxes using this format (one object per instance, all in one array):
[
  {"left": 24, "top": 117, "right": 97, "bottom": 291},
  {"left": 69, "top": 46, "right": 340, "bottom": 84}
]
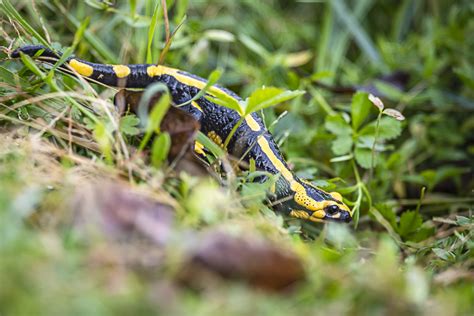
[{"left": 224, "top": 116, "right": 245, "bottom": 150}]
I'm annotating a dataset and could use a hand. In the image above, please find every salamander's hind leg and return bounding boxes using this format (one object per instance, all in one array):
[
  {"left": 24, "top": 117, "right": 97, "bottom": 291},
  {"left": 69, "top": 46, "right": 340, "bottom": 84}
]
[{"left": 113, "top": 89, "right": 208, "bottom": 157}]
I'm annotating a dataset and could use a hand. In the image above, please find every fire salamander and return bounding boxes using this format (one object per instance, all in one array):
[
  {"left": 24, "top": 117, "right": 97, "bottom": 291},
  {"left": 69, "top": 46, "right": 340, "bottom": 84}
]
[{"left": 11, "top": 45, "right": 352, "bottom": 223}]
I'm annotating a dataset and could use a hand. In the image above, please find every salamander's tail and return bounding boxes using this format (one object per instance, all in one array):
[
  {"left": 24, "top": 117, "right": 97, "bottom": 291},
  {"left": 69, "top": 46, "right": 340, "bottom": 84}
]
[
  {"left": 11, "top": 45, "right": 61, "bottom": 60},
  {"left": 11, "top": 45, "right": 155, "bottom": 88}
]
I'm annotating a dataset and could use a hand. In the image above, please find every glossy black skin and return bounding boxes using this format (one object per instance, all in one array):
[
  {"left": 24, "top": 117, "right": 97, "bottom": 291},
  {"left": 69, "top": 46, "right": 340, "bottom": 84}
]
[{"left": 11, "top": 45, "right": 351, "bottom": 221}]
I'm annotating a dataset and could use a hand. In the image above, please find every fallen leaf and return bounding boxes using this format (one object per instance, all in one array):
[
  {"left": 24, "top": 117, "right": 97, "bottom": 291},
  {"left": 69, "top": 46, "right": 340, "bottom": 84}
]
[
  {"left": 178, "top": 231, "right": 305, "bottom": 291},
  {"left": 73, "top": 180, "right": 175, "bottom": 246}
]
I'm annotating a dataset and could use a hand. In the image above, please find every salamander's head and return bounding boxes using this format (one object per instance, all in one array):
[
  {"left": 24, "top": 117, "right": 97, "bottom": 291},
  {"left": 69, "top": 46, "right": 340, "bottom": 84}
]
[{"left": 284, "top": 180, "right": 352, "bottom": 223}]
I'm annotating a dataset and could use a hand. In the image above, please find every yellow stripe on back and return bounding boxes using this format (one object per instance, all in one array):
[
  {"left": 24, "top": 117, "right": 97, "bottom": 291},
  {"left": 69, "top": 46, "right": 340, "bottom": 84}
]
[
  {"left": 256, "top": 135, "right": 294, "bottom": 182},
  {"left": 191, "top": 101, "right": 203, "bottom": 112},
  {"left": 146, "top": 65, "right": 237, "bottom": 101},
  {"left": 245, "top": 115, "right": 261, "bottom": 131},
  {"left": 68, "top": 59, "right": 94, "bottom": 77}
]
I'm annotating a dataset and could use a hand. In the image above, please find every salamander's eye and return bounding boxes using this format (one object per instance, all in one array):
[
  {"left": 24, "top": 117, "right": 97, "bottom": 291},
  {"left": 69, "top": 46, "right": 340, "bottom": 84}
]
[{"left": 326, "top": 204, "right": 340, "bottom": 215}]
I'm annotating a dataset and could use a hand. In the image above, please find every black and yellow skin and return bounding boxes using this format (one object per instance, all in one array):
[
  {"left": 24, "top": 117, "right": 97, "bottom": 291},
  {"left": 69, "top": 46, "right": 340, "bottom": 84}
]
[{"left": 11, "top": 45, "right": 352, "bottom": 223}]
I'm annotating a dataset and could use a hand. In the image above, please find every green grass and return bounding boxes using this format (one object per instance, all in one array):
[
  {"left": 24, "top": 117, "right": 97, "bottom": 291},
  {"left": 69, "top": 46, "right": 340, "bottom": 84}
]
[{"left": 1, "top": 0, "right": 473, "bottom": 315}]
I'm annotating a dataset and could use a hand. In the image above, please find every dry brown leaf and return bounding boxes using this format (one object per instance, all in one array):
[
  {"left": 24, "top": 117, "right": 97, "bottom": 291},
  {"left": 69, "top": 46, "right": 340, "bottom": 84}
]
[
  {"left": 73, "top": 180, "right": 175, "bottom": 246},
  {"left": 178, "top": 231, "right": 305, "bottom": 291}
]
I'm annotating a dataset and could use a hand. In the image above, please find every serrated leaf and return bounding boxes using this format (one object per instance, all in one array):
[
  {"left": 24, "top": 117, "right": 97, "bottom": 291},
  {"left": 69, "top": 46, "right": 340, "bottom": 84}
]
[
  {"left": 351, "top": 91, "right": 371, "bottom": 130},
  {"left": 325, "top": 114, "right": 352, "bottom": 135},
  {"left": 331, "top": 135, "right": 353, "bottom": 155},
  {"left": 356, "top": 135, "right": 387, "bottom": 151},
  {"left": 359, "top": 117, "right": 402, "bottom": 140},
  {"left": 397, "top": 210, "right": 423, "bottom": 238},
  {"left": 354, "top": 147, "right": 377, "bottom": 169},
  {"left": 410, "top": 226, "right": 435, "bottom": 242},
  {"left": 245, "top": 87, "right": 305, "bottom": 114},
  {"left": 120, "top": 115, "right": 140, "bottom": 136}
]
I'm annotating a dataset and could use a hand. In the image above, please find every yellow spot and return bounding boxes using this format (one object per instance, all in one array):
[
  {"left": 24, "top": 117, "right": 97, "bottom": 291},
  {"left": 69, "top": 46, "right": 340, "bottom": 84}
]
[
  {"left": 191, "top": 101, "right": 203, "bottom": 112},
  {"left": 113, "top": 65, "right": 130, "bottom": 78},
  {"left": 207, "top": 131, "right": 224, "bottom": 147},
  {"left": 245, "top": 115, "right": 261, "bottom": 131},
  {"left": 68, "top": 59, "right": 93, "bottom": 77},
  {"left": 292, "top": 182, "right": 332, "bottom": 212},
  {"left": 194, "top": 141, "right": 205, "bottom": 155},
  {"left": 147, "top": 65, "right": 167, "bottom": 77},
  {"left": 290, "top": 210, "right": 310, "bottom": 220}
]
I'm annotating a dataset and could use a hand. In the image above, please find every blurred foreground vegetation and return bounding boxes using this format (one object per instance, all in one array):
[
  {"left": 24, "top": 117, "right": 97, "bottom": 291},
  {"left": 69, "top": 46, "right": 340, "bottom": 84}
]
[{"left": 0, "top": 0, "right": 473, "bottom": 315}]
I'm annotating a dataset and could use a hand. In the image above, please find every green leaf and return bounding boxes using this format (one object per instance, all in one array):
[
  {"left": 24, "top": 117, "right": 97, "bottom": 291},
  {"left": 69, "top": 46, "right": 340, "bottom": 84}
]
[
  {"left": 179, "top": 69, "right": 223, "bottom": 106},
  {"left": 397, "top": 210, "right": 423, "bottom": 239},
  {"left": 147, "top": 94, "right": 170, "bottom": 133},
  {"left": 0, "top": 66, "right": 28, "bottom": 86},
  {"left": 409, "top": 226, "right": 434, "bottom": 242},
  {"left": 245, "top": 87, "right": 305, "bottom": 114},
  {"left": 19, "top": 52, "right": 46, "bottom": 79},
  {"left": 151, "top": 132, "right": 171, "bottom": 168},
  {"left": 376, "top": 203, "right": 397, "bottom": 229},
  {"left": 146, "top": 1, "right": 161, "bottom": 64},
  {"left": 119, "top": 115, "right": 140, "bottom": 136},
  {"left": 93, "top": 121, "right": 112, "bottom": 163},
  {"left": 359, "top": 117, "right": 402, "bottom": 140},
  {"left": 205, "top": 90, "right": 243, "bottom": 115},
  {"left": 238, "top": 34, "right": 270, "bottom": 60},
  {"left": 138, "top": 85, "right": 171, "bottom": 151},
  {"left": 331, "top": 135, "right": 353, "bottom": 155},
  {"left": 351, "top": 91, "right": 371, "bottom": 130},
  {"left": 354, "top": 147, "right": 377, "bottom": 169},
  {"left": 325, "top": 114, "right": 352, "bottom": 135}
]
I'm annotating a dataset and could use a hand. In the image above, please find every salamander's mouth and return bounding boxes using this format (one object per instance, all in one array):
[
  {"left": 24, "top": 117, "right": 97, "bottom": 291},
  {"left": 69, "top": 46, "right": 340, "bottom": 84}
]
[
  {"left": 322, "top": 210, "right": 352, "bottom": 223},
  {"left": 289, "top": 207, "right": 352, "bottom": 223}
]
